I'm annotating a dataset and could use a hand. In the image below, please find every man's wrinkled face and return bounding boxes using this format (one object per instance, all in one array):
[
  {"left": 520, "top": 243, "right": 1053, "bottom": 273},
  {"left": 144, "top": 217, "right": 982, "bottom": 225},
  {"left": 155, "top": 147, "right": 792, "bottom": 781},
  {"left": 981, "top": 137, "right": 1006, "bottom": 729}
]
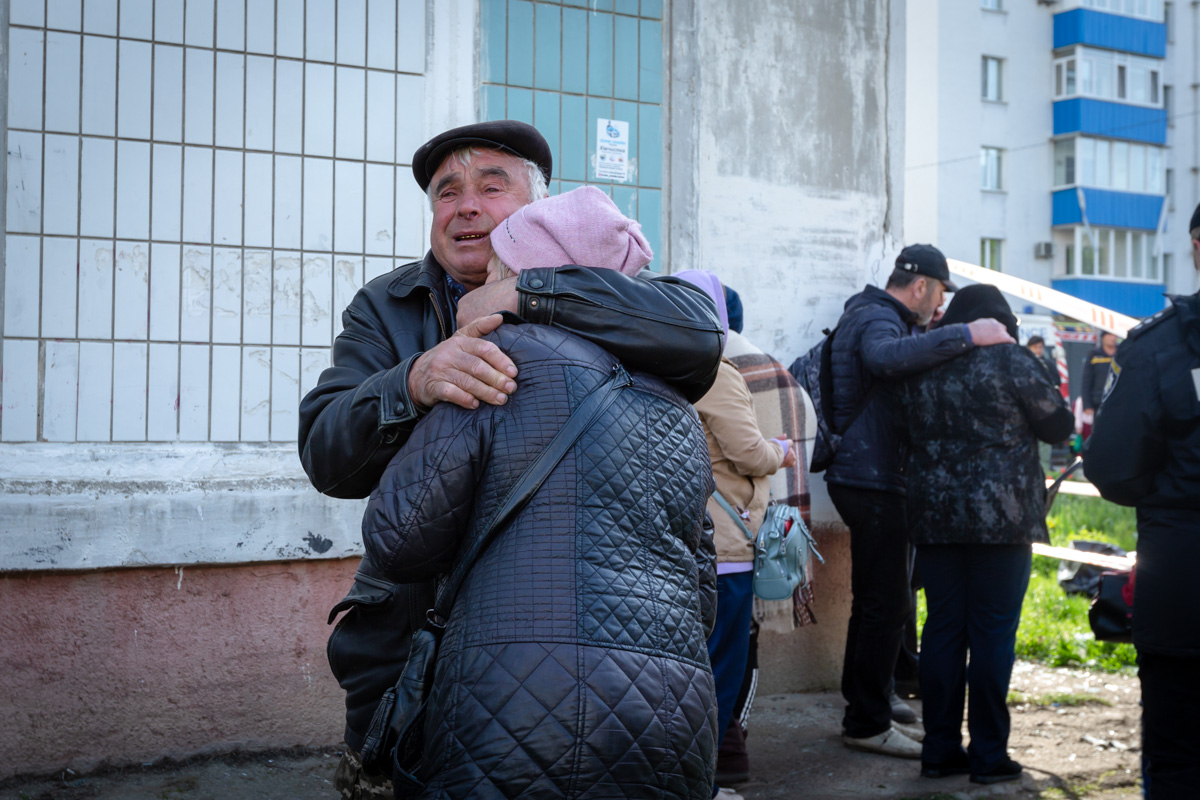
[
  {"left": 915, "top": 277, "right": 946, "bottom": 327},
  {"left": 429, "top": 149, "right": 530, "bottom": 290}
]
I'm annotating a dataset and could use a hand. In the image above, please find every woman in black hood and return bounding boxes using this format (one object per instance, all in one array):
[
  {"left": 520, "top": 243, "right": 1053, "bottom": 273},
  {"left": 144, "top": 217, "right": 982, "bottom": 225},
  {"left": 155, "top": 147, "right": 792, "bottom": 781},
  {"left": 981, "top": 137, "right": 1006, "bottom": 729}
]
[{"left": 896, "top": 284, "right": 1073, "bottom": 785}]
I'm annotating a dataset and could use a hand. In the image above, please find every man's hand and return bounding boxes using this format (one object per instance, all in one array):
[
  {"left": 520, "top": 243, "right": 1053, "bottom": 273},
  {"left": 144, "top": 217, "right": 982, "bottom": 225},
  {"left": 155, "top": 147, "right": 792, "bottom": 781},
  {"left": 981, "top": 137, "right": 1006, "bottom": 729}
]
[
  {"left": 456, "top": 276, "right": 519, "bottom": 329},
  {"left": 407, "top": 314, "right": 518, "bottom": 410},
  {"left": 966, "top": 318, "right": 1016, "bottom": 347}
]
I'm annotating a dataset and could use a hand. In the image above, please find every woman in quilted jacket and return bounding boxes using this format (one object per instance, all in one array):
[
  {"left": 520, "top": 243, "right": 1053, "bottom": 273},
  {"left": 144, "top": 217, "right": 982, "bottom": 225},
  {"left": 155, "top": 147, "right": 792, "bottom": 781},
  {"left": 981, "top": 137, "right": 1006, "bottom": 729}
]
[{"left": 361, "top": 187, "right": 721, "bottom": 799}]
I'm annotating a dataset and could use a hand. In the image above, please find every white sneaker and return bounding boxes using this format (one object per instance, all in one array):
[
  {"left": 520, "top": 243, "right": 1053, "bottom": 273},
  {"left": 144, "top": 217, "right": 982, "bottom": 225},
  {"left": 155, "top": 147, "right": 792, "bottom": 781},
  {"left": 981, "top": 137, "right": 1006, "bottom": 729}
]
[
  {"left": 891, "top": 720, "right": 925, "bottom": 742},
  {"left": 716, "top": 788, "right": 745, "bottom": 800},
  {"left": 843, "top": 727, "right": 923, "bottom": 758}
]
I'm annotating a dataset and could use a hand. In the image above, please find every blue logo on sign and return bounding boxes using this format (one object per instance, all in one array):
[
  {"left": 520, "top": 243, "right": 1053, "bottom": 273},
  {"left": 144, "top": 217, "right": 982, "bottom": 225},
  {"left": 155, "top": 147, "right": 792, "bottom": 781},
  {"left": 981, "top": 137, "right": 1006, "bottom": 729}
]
[{"left": 606, "top": 121, "right": 620, "bottom": 138}]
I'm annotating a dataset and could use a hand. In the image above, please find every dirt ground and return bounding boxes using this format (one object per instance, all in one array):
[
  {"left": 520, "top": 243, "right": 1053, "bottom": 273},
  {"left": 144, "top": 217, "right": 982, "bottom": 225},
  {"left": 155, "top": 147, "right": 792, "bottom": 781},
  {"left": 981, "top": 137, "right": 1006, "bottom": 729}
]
[{"left": 0, "top": 661, "right": 1142, "bottom": 800}]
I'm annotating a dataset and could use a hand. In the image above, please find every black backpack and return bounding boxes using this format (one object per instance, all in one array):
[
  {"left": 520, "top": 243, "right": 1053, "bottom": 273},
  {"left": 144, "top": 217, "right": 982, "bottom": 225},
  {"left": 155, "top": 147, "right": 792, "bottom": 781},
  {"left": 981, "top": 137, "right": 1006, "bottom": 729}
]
[{"left": 788, "top": 323, "right": 876, "bottom": 473}]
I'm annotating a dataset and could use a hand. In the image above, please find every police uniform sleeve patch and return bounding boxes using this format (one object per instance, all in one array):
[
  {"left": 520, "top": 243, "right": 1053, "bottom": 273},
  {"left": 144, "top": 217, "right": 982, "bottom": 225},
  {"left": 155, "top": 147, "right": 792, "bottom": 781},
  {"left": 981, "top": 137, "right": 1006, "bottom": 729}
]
[{"left": 1102, "top": 359, "right": 1122, "bottom": 403}]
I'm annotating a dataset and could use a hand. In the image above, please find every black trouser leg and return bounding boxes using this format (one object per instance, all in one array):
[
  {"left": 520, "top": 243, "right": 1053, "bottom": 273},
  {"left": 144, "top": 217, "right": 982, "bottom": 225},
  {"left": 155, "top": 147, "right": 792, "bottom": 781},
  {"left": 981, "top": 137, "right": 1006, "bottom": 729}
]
[
  {"left": 1140, "top": 652, "right": 1200, "bottom": 799},
  {"left": 829, "top": 485, "right": 912, "bottom": 739}
]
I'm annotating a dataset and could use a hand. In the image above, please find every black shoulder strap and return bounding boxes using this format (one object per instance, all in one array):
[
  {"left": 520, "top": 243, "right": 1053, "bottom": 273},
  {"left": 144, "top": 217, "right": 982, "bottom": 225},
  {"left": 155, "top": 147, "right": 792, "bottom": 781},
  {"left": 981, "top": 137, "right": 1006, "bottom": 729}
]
[{"left": 428, "top": 363, "right": 634, "bottom": 626}]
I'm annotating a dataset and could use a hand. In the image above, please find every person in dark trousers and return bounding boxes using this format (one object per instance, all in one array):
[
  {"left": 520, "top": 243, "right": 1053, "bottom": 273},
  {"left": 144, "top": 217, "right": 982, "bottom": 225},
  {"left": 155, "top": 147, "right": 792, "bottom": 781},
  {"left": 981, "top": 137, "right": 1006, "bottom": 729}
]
[
  {"left": 1084, "top": 204, "right": 1200, "bottom": 800},
  {"left": 297, "top": 120, "right": 724, "bottom": 797},
  {"left": 1079, "top": 331, "right": 1118, "bottom": 433},
  {"left": 897, "top": 285, "right": 1073, "bottom": 785},
  {"left": 825, "top": 244, "right": 1015, "bottom": 758}
]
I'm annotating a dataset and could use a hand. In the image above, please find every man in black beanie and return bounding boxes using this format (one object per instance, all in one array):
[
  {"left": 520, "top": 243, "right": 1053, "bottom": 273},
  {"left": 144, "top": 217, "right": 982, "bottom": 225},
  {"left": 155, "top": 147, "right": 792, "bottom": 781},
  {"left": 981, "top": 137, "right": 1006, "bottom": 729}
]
[{"left": 1084, "top": 204, "right": 1200, "bottom": 798}]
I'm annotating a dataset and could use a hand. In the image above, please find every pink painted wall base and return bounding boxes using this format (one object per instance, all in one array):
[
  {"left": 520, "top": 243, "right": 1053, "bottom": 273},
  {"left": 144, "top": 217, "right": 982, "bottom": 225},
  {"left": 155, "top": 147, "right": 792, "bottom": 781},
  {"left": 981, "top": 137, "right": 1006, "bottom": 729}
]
[{"left": 0, "top": 558, "right": 359, "bottom": 779}]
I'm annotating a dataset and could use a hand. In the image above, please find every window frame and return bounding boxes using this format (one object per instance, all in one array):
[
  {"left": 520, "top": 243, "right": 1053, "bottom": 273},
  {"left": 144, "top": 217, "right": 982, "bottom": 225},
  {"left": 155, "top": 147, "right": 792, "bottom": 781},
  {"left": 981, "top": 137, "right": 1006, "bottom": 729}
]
[
  {"left": 1064, "top": 225, "right": 1164, "bottom": 281},
  {"left": 1051, "top": 136, "right": 1165, "bottom": 194},
  {"left": 982, "top": 55, "right": 1004, "bottom": 102},
  {"left": 980, "top": 146, "right": 1004, "bottom": 191},
  {"left": 980, "top": 238, "right": 1003, "bottom": 271},
  {"left": 1053, "top": 47, "right": 1163, "bottom": 108}
]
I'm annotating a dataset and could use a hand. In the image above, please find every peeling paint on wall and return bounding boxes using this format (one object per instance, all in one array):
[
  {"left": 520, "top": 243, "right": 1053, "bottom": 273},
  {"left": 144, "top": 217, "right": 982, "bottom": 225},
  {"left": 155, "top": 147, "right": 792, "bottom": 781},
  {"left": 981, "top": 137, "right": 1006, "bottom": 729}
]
[{"left": 688, "top": 0, "right": 899, "bottom": 363}]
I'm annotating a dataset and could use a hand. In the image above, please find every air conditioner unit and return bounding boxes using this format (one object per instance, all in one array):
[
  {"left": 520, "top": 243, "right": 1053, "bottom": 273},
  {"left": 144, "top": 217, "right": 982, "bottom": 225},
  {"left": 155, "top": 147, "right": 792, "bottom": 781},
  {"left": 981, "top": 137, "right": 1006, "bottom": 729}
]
[{"left": 1034, "top": 241, "right": 1054, "bottom": 259}]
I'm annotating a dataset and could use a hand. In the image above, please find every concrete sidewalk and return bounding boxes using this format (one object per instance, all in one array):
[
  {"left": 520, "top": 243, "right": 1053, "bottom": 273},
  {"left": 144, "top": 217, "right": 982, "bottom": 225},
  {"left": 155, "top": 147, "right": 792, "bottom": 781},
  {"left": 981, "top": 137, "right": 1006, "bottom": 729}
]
[{"left": 2, "top": 663, "right": 1141, "bottom": 800}]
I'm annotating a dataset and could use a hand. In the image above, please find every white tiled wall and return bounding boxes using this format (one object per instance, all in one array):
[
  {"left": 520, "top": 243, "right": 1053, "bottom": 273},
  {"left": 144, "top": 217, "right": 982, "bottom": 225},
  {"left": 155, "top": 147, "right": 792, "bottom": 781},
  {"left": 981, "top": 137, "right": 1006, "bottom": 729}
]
[{"left": 2, "top": 0, "right": 429, "bottom": 443}]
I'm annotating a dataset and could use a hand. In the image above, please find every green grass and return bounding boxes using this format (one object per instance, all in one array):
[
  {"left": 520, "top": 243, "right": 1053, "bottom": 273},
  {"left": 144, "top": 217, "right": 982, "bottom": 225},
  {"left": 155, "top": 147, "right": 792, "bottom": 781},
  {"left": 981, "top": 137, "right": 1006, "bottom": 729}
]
[
  {"left": 917, "top": 495, "right": 1139, "bottom": 674},
  {"left": 1007, "top": 690, "right": 1113, "bottom": 707}
]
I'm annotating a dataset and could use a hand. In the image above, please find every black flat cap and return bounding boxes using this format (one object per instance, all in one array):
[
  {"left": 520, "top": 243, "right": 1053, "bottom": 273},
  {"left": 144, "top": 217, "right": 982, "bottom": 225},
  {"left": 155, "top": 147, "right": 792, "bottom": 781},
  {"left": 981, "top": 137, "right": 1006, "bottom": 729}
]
[
  {"left": 1190, "top": 201, "right": 1200, "bottom": 236},
  {"left": 411, "top": 120, "right": 553, "bottom": 192},
  {"left": 896, "top": 243, "right": 959, "bottom": 292}
]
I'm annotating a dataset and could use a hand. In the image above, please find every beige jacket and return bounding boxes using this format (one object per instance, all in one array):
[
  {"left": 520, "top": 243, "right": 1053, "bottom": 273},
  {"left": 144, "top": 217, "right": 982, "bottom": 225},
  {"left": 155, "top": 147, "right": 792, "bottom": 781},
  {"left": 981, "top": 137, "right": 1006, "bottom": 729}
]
[{"left": 694, "top": 357, "right": 786, "bottom": 563}]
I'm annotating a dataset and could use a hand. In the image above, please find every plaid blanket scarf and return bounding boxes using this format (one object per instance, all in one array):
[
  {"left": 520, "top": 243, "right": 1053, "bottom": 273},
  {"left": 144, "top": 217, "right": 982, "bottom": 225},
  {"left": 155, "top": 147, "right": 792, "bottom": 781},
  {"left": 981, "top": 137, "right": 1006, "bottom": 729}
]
[{"left": 725, "top": 331, "right": 817, "bottom": 628}]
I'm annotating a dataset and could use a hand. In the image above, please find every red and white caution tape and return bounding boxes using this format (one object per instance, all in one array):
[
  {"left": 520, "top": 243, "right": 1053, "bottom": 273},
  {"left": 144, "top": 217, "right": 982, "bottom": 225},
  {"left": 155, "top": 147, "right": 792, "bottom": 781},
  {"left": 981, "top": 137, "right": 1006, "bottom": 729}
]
[
  {"left": 947, "top": 259, "right": 1139, "bottom": 338},
  {"left": 1031, "top": 542, "right": 1136, "bottom": 570}
]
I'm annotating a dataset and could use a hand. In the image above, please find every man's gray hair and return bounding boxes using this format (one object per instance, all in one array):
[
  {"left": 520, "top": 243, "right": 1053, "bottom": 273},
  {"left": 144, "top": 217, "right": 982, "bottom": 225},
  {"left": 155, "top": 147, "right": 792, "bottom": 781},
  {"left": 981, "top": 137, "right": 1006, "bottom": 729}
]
[
  {"left": 885, "top": 267, "right": 922, "bottom": 290},
  {"left": 426, "top": 145, "right": 549, "bottom": 208}
]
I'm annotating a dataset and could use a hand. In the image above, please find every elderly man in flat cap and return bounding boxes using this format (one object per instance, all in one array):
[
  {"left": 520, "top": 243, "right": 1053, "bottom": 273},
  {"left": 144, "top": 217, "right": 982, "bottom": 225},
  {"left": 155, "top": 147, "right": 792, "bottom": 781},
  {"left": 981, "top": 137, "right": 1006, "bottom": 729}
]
[{"left": 298, "top": 120, "right": 724, "bottom": 796}]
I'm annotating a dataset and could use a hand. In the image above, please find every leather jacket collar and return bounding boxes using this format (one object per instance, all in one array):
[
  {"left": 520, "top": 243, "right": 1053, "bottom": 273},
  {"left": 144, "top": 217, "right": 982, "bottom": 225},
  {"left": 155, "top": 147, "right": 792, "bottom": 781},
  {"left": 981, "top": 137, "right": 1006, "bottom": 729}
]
[{"left": 387, "top": 251, "right": 456, "bottom": 335}]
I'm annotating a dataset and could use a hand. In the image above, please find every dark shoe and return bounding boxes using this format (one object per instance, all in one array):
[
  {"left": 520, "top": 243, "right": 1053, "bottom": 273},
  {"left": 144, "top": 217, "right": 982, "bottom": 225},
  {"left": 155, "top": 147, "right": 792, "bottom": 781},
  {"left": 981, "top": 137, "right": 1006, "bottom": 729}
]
[
  {"left": 714, "top": 768, "right": 750, "bottom": 785},
  {"left": 889, "top": 692, "right": 918, "bottom": 724},
  {"left": 970, "top": 758, "right": 1023, "bottom": 785},
  {"left": 716, "top": 717, "right": 750, "bottom": 784},
  {"left": 921, "top": 751, "right": 970, "bottom": 779}
]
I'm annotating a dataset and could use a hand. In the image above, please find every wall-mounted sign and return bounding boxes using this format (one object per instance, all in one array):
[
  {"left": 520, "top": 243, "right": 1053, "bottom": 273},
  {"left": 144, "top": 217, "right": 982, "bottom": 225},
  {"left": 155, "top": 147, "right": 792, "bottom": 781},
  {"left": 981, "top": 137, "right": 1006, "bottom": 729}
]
[{"left": 595, "top": 118, "right": 629, "bottom": 181}]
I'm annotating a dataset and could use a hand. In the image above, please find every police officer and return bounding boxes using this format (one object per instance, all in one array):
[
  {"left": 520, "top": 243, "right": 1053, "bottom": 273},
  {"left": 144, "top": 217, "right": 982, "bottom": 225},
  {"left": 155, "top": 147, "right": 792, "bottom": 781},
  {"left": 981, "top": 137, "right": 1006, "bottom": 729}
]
[{"left": 1083, "top": 203, "right": 1200, "bottom": 798}]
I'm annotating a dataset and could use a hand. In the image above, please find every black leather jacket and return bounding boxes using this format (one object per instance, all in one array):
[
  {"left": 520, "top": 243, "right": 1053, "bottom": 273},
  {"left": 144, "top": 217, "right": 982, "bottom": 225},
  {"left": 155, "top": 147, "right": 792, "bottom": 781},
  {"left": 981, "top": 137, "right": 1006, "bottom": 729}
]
[
  {"left": 301, "top": 253, "right": 723, "bottom": 750},
  {"left": 299, "top": 252, "right": 724, "bottom": 500}
]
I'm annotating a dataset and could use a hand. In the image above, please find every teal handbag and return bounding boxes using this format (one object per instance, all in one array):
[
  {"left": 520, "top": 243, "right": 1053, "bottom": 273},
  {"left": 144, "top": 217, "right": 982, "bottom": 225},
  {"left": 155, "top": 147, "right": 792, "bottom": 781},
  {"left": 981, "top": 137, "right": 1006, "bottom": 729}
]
[{"left": 712, "top": 492, "right": 824, "bottom": 601}]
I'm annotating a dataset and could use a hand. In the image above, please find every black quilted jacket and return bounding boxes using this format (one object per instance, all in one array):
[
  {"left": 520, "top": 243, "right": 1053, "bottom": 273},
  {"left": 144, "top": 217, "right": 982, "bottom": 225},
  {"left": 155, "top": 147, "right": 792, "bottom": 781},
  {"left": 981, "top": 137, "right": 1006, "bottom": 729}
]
[{"left": 363, "top": 323, "right": 718, "bottom": 799}]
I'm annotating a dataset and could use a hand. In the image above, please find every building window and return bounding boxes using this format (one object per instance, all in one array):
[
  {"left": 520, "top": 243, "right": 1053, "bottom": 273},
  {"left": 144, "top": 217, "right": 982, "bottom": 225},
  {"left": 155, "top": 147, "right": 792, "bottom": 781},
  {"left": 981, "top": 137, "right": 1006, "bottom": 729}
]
[
  {"left": 982, "top": 57, "right": 1003, "bottom": 101},
  {"left": 1164, "top": 85, "right": 1173, "bottom": 125},
  {"left": 1078, "top": 0, "right": 1164, "bottom": 22},
  {"left": 1166, "top": 167, "right": 1174, "bottom": 209},
  {"left": 981, "top": 239, "right": 1003, "bottom": 271},
  {"left": 982, "top": 0, "right": 1003, "bottom": 9},
  {"left": 1165, "top": 2, "right": 1174, "bottom": 42},
  {"left": 1067, "top": 226, "right": 1162, "bottom": 280},
  {"left": 981, "top": 147, "right": 1003, "bottom": 190},
  {"left": 1054, "top": 139, "right": 1077, "bottom": 186},
  {"left": 1059, "top": 137, "right": 1164, "bottom": 193},
  {"left": 1053, "top": 47, "right": 1162, "bottom": 107}
]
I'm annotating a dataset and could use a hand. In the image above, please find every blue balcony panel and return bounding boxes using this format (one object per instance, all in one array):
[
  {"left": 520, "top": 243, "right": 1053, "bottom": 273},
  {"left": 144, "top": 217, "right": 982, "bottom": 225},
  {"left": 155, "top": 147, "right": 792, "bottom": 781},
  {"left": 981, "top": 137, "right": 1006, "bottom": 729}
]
[
  {"left": 1052, "top": 188, "right": 1163, "bottom": 230},
  {"left": 1054, "top": 9, "right": 1166, "bottom": 57},
  {"left": 1053, "top": 98, "right": 1166, "bottom": 145},
  {"left": 1052, "top": 277, "right": 1167, "bottom": 318}
]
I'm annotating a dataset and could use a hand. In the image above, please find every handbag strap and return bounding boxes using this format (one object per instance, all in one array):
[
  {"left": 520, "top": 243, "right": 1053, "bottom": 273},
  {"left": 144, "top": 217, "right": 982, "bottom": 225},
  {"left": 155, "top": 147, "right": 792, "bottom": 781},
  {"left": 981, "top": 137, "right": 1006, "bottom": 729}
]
[
  {"left": 427, "top": 363, "right": 633, "bottom": 627},
  {"left": 712, "top": 489, "right": 756, "bottom": 542}
]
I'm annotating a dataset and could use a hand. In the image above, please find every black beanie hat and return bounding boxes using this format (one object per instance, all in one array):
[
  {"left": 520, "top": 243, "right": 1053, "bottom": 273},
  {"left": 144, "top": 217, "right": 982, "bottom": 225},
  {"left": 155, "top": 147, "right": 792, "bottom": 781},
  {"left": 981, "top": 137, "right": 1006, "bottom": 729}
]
[
  {"left": 1190, "top": 202, "right": 1200, "bottom": 236},
  {"left": 936, "top": 284, "right": 1018, "bottom": 342}
]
